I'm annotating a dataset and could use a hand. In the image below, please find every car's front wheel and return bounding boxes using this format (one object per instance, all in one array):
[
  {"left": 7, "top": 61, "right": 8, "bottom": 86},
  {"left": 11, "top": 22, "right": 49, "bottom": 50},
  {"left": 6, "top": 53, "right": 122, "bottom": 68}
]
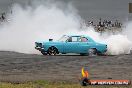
[
  {"left": 88, "top": 48, "right": 97, "bottom": 56},
  {"left": 48, "top": 47, "right": 58, "bottom": 55}
]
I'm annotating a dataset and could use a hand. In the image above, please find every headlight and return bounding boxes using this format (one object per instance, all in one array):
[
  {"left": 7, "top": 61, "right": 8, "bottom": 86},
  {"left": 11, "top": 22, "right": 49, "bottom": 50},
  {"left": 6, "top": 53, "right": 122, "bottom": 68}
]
[{"left": 35, "top": 42, "right": 42, "bottom": 47}]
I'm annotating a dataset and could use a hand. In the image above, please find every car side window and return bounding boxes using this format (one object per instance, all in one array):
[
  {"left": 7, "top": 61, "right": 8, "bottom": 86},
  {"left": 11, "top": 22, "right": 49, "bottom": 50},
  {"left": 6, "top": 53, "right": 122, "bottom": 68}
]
[
  {"left": 72, "top": 37, "right": 78, "bottom": 42},
  {"left": 67, "top": 37, "right": 78, "bottom": 42},
  {"left": 79, "top": 37, "right": 88, "bottom": 42}
]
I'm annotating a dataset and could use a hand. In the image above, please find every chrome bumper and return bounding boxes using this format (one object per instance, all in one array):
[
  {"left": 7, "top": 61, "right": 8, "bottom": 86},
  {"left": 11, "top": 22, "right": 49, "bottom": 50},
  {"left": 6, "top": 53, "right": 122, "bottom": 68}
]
[{"left": 35, "top": 47, "right": 44, "bottom": 51}]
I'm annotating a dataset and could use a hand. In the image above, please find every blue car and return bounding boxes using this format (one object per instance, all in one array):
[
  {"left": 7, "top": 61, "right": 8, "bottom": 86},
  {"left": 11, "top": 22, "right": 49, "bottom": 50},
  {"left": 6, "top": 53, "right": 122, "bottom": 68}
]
[{"left": 35, "top": 35, "right": 107, "bottom": 55}]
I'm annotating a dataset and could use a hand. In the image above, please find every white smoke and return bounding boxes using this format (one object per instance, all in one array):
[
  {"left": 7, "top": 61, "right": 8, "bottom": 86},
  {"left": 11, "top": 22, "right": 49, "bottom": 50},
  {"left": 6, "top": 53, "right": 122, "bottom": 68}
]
[
  {"left": 105, "top": 35, "right": 132, "bottom": 55},
  {"left": 0, "top": 2, "right": 81, "bottom": 54},
  {"left": 0, "top": 1, "right": 132, "bottom": 55}
]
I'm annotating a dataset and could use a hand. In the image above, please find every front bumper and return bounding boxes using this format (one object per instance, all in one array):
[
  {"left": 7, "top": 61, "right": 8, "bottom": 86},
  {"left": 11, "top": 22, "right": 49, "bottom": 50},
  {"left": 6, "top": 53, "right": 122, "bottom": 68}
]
[{"left": 35, "top": 47, "right": 44, "bottom": 51}]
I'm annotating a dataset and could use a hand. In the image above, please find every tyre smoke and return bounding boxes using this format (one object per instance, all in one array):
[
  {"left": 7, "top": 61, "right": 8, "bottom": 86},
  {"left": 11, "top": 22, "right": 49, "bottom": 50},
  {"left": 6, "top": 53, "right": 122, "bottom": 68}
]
[{"left": 0, "top": 1, "right": 131, "bottom": 55}]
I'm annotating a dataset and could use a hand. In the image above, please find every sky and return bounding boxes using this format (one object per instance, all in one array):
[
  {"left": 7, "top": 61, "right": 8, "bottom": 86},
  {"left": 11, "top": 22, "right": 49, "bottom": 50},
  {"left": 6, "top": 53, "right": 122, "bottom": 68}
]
[{"left": 0, "top": 0, "right": 132, "bottom": 21}]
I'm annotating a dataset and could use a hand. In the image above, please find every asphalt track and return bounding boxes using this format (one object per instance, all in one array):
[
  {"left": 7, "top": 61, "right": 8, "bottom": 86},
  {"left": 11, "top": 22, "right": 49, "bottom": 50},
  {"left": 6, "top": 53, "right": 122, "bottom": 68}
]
[{"left": 0, "top": 51, "right": 132, "bottom": 83}]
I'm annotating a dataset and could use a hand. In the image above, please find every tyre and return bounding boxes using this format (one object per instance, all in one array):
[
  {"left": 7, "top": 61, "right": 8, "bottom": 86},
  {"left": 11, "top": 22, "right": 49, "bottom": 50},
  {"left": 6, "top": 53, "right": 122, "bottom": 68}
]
[
  {"left": 88, "top": 48, "right": 97, "bottom": 56},
  {"left": 48, "top": 47, "right": 58, "bottom": 55}
]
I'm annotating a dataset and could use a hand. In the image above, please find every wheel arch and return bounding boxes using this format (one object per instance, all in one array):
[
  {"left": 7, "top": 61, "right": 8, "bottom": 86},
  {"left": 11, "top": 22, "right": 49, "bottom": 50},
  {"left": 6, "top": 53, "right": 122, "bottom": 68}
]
[{"left": 89, "top": 47, "right": 97, "bottom": 51}]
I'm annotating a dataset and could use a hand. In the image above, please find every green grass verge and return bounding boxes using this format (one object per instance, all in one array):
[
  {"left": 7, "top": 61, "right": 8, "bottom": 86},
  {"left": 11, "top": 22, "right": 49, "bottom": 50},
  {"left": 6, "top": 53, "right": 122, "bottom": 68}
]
[{"left": 0, "top": 80, "right": 131, "bottom": 88}]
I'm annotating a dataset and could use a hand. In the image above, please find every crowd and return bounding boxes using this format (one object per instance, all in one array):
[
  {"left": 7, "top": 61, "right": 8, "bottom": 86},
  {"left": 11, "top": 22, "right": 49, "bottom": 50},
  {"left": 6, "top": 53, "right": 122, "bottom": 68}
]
[
  {"left": 87, "top": 18, "right": 122, "bottom": 28},
  {"left": 0, "top": 13, "right": 6, "bottom": 22},
  {"left": 81, "top": 18, "right": 123, "bottom": 33}
]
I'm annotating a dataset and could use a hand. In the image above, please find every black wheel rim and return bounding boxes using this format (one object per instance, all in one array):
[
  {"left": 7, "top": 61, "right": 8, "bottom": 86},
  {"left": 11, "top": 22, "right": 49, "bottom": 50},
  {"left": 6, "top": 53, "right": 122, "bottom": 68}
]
[{"left": 48, "top": 47, "right": 57, "bottom": 55}]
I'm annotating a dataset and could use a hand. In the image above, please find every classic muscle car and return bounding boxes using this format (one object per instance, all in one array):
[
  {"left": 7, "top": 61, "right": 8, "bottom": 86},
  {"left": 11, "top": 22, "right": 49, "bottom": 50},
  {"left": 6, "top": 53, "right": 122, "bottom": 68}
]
[{"left": 35, "top": 35, "right": 107, "bottom": 55}]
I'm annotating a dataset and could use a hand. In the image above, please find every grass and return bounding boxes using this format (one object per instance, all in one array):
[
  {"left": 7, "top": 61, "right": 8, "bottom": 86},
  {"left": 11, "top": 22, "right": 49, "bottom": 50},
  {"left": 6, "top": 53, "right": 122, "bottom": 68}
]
[{"left": 0, "top": 80, "right": 131, "bottom": 88}]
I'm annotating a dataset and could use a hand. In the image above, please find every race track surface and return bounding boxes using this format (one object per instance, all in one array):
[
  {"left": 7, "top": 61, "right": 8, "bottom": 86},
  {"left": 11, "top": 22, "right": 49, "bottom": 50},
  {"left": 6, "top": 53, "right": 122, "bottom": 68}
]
[{"left": 0, "top": 51, "right": 132, "bottom": 83}]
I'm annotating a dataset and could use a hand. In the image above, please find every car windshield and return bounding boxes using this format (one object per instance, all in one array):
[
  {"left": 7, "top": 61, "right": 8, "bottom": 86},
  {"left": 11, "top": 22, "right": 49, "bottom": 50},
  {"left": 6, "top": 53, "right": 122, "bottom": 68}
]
[{"left": 58, "top": 35, "right": 69, "bottom": 42}]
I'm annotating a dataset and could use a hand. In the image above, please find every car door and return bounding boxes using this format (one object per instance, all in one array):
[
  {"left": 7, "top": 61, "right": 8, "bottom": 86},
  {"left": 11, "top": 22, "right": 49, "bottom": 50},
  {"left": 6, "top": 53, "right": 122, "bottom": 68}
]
[
  {"left": 63, "top": 36, "right": 80, "bottom": 53},
  {"left": 78, "top": 37, "right": 90, "bottom": 53}
]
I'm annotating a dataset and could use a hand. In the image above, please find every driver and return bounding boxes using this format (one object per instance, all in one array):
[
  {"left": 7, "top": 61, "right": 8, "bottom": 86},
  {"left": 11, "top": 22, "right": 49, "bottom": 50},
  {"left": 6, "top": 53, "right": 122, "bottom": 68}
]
[
  {"left": 80, "top": 37, "right": 87, "bottom": 42},
  {"left": 67, "top": 37, "right": 72, "bottom": 42}
]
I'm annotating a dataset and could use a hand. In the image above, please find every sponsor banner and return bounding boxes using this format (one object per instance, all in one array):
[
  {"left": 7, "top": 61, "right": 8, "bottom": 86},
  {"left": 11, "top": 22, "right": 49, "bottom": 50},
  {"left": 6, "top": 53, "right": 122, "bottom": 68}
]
[{"left": 90, "top": 80, "right": 130, "bottom": 85}]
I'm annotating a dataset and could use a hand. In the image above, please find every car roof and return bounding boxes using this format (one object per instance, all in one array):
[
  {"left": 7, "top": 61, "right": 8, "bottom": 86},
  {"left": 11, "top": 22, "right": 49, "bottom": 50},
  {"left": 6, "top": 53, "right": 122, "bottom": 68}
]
[
  {"left": 64, "top": 35, "right": 91, "bottom": 38},
  {"left": 63, "top": 35, "right": 95, "bottom": 42}
]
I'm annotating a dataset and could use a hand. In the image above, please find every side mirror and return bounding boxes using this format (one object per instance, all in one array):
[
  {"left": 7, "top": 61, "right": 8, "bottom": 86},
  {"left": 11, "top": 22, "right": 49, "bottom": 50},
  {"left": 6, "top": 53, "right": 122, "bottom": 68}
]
[{"left": 49, "top": 39, "right": 53, "bottom": 41}]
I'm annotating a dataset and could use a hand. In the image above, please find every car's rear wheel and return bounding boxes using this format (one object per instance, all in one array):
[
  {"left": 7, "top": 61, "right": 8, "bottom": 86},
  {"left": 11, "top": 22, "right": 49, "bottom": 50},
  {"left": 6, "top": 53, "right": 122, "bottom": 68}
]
[
  {"left": 88, "top": 48, "right": 97, "bottom": 56},
  {"left": 48, "top": 47, "right": 58, "bottom": 55}
]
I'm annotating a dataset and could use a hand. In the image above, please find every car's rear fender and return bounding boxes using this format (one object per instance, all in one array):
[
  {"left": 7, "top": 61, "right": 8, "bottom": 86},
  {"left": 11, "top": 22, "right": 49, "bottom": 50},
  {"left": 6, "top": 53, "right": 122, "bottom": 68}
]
[{"left": 95, "top": 44, "right": 107, "bottom": 53}]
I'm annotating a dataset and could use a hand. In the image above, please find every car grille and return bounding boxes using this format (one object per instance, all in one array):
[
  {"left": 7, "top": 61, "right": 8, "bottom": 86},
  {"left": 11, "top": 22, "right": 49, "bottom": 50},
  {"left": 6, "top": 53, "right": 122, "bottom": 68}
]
[{"left": 35, "top": 42, "right": 42, "bottom": 48}]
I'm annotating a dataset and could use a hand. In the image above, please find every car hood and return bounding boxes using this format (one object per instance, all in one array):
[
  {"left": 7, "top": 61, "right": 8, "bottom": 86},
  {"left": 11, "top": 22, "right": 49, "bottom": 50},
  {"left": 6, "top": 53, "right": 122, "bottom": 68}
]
[{"left": 36, "top": 40, "right": 62, "bottom": 44}]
